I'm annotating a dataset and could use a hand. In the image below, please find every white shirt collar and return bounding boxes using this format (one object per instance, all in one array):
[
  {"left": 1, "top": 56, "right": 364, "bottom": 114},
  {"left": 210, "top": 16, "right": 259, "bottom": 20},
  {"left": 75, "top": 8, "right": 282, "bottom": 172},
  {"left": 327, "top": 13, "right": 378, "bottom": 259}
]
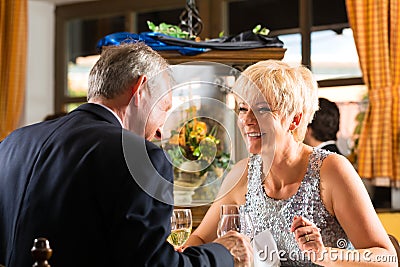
[
  {"left": 315, "top": 140, "right": 336, "bottom": 149},
  {"left": 93, "top": 103, "right": 123, "bottom": 127}
]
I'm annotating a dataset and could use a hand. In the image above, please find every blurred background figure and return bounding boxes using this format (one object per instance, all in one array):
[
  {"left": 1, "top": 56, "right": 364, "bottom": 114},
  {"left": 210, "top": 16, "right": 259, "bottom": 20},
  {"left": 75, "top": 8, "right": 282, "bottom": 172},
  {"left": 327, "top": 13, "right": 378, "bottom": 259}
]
[
  {"left": 43, "top": 111, "right": 68, "bottom": 121},
  {"left": 304, "top": 97, "right": 342, "bottom": 154}
]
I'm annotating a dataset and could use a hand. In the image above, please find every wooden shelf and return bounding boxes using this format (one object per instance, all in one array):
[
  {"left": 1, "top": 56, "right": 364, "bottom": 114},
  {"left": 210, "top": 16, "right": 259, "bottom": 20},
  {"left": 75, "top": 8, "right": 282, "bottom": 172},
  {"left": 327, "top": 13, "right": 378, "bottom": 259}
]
[{"left": 158, "top": 47, "right": 286, "bottom": 66}]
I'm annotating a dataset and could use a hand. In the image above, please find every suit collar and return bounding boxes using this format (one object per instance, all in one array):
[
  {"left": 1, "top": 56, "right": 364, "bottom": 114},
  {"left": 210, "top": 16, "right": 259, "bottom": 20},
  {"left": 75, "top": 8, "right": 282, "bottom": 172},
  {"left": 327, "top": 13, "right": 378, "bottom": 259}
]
[
  {"left": 94, "top": 103, "right": 124, "bottom": 126},
  {"left": 73, "top": 103, "right": 122, "bottom": 127},
  {"left": 315, "top": 140, "right": 336, "bottom": 149}
]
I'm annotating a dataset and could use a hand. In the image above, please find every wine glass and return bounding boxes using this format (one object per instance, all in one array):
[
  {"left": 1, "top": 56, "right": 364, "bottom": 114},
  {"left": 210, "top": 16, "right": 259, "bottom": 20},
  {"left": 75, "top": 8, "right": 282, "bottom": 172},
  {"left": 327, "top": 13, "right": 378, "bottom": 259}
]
[
  {"left": 167, "top": 209, "right": 192, "bottom": 249},
  {"left": 220, "top": 204, "right": 240, "bottom": 216},
  {"left": 218, "top": 204, "right": 240, "bottom": 237},
  {"left": 217, "top": 214, "right": 241, "bottom": 237},
  {"left": 217, "top": 205, "right": 254, "bottom": 239}
]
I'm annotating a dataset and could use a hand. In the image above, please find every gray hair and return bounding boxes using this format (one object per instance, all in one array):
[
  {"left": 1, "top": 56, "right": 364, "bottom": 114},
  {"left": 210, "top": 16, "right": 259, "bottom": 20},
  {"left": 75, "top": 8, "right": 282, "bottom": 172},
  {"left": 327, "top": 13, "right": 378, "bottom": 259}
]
[{"left": 87, "top": 42, "right": 169, "bottom": 101}]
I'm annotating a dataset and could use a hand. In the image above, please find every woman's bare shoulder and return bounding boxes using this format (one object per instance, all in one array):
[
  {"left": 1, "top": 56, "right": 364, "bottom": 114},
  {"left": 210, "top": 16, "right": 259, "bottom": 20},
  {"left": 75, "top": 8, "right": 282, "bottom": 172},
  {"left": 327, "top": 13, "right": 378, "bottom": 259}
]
[
  {"left": 225, "top": 158, "right": 248, "bottom": 182},
  {"left": 320, "top": 153, "right": 358, "bottom": 181},
  {"left": 319, "top": 152, "right": 362, "bottom": 214}
]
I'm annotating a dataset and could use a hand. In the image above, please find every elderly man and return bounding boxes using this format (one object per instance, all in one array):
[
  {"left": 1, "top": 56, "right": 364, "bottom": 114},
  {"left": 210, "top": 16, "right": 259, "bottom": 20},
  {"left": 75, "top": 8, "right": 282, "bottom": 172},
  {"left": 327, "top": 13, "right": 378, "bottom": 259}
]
[{"left": 0, "top": 43, "right": 252, "bottom": 267}]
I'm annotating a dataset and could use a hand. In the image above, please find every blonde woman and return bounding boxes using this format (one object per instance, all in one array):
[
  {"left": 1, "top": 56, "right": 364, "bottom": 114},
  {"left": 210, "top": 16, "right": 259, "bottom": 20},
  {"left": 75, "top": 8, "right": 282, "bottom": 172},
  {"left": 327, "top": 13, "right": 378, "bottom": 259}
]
[{"left": 185, "top": 60, "right": 396, "bottom": 266}]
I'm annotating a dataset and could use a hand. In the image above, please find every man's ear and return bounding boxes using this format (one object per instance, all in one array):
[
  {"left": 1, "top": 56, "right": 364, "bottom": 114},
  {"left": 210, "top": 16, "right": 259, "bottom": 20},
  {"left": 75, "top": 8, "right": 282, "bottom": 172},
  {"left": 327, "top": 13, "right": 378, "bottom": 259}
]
[{"left": 131, "top": 75, "right": 147, "bottom": 106}]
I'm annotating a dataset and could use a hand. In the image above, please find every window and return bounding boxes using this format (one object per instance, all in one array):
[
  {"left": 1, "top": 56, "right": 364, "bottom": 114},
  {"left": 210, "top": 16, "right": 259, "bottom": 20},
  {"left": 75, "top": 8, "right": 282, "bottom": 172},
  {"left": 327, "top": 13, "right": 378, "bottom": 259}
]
[
  {"left": 56, "top": 0, "right": 185, "bottom": 111},
  {"left": 280, "top": 29, "right": 362, "bottom": 80}
]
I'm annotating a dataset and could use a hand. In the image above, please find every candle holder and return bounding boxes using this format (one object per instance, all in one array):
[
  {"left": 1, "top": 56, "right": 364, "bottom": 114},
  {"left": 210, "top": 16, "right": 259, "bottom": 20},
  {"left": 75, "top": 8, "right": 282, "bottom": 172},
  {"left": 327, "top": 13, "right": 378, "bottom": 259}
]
[{"left": 179, "top": 0, "right": 203, "bottom": 38}]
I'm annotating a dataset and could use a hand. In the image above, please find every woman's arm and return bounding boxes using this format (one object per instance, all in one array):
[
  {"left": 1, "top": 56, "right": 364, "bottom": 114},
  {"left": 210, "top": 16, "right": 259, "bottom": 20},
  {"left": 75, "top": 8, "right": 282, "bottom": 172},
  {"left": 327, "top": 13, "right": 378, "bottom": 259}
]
[
  {"left": 184, "top": 159, "right": 249, "bottom": 247},
  {"left": 293, "top": 154, "right": 397, "bottom": 266}
]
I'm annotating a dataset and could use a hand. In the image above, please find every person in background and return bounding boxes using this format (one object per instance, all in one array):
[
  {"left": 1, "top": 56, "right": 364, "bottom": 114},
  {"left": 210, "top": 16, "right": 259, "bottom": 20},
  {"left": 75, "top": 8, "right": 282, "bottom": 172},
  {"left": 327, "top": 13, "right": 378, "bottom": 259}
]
[
  {"left": 303, "top": 97, "right": 343, "bottom": 154},
  {"left": 0, "top": 42, "right": 252, "bottom": 267},
  {"left": 184, "top": 60, "right": 396, "bottom": 266},
  {"left": 43, "top": 111, "right": 68, "bottom": 121}
]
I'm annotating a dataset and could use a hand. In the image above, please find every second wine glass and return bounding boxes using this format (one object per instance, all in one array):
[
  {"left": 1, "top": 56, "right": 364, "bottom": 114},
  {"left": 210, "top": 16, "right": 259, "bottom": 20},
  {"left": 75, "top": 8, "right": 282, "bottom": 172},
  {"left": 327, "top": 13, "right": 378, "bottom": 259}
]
[
  {"left": 167, "top": 209, "right": 192, "bottom": 249},
  {"left": 217, "top": 205, "right": 254, "bottom": 239},
  {"left": 217, "top": 214, "right": 241, "bottom": 237}
]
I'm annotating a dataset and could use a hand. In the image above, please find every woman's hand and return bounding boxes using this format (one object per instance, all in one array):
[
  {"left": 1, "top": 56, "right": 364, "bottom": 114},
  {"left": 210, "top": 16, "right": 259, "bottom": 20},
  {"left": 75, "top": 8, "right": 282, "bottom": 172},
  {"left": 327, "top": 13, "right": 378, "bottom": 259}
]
[{"left": 291, "top": 215, "right": 327, "bottom": 264}]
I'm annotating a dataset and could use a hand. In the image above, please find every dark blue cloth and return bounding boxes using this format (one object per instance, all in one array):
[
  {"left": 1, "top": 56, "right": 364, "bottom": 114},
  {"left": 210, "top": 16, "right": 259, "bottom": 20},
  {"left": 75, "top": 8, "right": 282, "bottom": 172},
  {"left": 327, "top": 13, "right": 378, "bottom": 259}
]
[
  {"left": 96, "top": 32, "right": 210, "bottom": 56},
  {"left": 96, "top": 31, "right": 284, "bottom": 55}
]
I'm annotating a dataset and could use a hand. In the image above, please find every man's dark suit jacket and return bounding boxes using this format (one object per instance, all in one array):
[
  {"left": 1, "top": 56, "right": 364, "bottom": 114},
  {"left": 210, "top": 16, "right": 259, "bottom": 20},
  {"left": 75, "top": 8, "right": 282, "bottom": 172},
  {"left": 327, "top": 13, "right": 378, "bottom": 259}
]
[{"left": 0, "top": 103, "right": 232, "bottom": 267}]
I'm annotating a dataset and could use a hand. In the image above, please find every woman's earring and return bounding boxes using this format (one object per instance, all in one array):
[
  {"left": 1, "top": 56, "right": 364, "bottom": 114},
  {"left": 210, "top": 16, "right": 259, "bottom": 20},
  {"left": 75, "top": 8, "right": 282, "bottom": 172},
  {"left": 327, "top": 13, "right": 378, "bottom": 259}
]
[{"left": 289, "top": 122, "right": 297, "bottom": 135}]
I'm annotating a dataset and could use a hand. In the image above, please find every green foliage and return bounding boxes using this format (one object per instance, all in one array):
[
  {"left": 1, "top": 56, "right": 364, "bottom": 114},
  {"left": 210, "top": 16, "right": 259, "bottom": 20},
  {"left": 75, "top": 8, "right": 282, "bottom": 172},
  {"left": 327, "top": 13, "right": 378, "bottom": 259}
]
[
  {"left": 147, "top": 21, "right": 190, "bottom": 39},
  {"left": 252, "top": 24, "right": 270, "bottom": 36},
  {"left": 165, "top": 115, "right": 232, "bottom": 177},
  {"left": 213, "top": 152, "right": 231, "bottom": 170},
  {"left": 347, "top": 95, "right": 368, "bottom": 169}
]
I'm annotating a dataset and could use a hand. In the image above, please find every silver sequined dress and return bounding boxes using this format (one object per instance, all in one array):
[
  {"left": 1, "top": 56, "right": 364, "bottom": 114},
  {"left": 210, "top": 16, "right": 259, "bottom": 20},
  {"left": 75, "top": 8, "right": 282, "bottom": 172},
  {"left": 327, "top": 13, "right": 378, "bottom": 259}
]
[{"left": 243, "top": 148, "right": 353, "bottom": 266}]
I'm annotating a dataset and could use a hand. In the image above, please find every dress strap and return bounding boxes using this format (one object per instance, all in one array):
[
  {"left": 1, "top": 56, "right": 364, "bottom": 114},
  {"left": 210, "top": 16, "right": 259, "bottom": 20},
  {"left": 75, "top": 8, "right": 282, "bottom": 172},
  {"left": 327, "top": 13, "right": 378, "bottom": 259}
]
[
  {"left": 309, "top": 148, "right": 331, "bottom": 175},
  {"left": 247, "top": 154, "right": 263, "bottom": 193}
]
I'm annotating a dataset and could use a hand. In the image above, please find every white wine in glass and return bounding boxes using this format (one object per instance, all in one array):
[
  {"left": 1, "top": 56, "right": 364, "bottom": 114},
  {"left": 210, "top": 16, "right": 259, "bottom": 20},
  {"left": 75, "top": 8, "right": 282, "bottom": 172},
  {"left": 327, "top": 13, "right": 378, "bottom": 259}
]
[{"left": 167, "top": 209, "right": 192, "bottom": 249}]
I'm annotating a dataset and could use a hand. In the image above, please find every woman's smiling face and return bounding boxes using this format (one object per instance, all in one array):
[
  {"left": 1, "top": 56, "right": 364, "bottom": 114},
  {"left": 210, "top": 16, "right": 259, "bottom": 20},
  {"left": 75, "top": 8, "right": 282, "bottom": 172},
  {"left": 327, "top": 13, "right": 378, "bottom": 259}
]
[{"left": 237, "top": 101, "right": 277, "bottom": 155}]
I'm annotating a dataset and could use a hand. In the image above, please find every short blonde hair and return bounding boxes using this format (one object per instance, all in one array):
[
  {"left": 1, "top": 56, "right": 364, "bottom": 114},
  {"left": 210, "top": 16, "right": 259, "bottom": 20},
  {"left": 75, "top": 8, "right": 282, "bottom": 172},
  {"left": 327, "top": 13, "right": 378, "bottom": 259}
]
[{"left": 233, "top": 60, "right": 319, "bottom": 142}]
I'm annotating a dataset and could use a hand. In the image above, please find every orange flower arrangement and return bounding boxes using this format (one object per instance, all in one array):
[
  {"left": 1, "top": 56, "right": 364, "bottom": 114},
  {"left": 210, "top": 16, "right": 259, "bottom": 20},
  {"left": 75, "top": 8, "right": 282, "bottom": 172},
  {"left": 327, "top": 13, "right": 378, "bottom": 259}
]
[{"left": 165, "top": 106, "right": 230, "bottom": 176}]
